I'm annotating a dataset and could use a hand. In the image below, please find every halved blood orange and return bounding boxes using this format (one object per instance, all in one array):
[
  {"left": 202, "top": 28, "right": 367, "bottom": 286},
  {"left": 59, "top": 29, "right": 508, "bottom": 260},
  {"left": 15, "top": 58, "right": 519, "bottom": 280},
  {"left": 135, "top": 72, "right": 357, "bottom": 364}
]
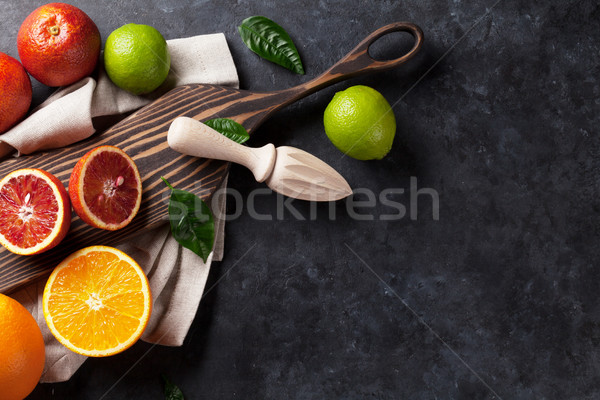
[
  {"left": 69, "top": 145, "right": 142, "bottom": 230},
  {"left": 0, "top": 168, "right": 71, "bottom": 255},
  {"left": 43, "top": 245, "right": 152, "bottom": 357}
]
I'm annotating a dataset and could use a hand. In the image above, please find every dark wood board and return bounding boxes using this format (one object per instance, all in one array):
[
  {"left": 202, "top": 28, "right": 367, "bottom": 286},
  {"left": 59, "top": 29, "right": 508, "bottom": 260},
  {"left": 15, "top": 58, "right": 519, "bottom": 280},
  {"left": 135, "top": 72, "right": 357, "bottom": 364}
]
[{"left": 0, "top": 22, "right": 423, "bottom": 293}]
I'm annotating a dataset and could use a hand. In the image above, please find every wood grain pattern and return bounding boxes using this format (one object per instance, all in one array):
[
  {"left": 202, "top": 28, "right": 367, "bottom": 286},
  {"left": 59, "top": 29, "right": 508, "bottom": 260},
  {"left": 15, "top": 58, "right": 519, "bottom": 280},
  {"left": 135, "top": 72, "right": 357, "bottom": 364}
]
[{"left": 0, "top": 21, "right": 424, "bottom": 293}]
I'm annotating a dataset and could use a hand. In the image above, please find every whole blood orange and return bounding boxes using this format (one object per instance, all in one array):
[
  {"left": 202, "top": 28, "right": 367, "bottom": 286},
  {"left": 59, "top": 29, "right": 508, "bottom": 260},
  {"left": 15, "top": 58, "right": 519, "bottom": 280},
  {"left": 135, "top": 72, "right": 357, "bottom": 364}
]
[
  {"left": 0, "top": 293, "right": 45, "bottom": 400},
  {"left": 0, "top": 168, "right": 71, "bottom": 255},
  {"left": 0, "top": 52, "right": 32, "bottom": 134},
  {"left": 43, "top": 245, "right": 152, "bottom": 357},
  {"left": 69, "top": 145, "right": 142, "bottom": 231},
  {"left": 17, "top": 2, "right": 101, "bottom": 87}
]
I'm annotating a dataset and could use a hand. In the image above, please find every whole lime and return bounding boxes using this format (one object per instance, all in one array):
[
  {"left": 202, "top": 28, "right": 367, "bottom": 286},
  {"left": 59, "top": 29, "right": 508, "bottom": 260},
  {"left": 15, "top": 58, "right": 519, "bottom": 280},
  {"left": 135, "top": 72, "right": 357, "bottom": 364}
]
[
  {"left": 323, "top": 85, "right": 396, "bottom": 160},
  {"left": 103, "top": 23, "right": 170, "bottom": 95}
]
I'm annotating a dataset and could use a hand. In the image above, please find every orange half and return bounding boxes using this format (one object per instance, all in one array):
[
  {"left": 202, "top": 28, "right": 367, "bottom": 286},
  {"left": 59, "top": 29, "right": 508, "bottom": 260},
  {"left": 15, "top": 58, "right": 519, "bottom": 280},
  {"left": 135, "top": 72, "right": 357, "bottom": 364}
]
[{"left": 43, "top": 245, "right": 152, "bottom": 357}]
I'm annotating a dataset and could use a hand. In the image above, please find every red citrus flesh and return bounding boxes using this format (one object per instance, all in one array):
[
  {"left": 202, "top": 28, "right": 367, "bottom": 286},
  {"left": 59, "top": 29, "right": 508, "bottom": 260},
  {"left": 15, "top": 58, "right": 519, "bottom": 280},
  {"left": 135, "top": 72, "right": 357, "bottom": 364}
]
[
  {"left": 17, "top": 2, "right": 101, "bottom": 87},
  {"left": 0, "top": 168, "right": 71, "bottom": 255},
  {"left": 69, "top": 146, "right": 142, "bottom": 230},
  {"left": 0, "top": 52, "right": 32, "bottom": 134}
]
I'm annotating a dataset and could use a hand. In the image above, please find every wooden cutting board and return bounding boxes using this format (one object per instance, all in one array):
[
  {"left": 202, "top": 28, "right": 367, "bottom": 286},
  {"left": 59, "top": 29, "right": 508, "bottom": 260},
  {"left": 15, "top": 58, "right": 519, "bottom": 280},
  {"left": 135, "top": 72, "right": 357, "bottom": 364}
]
[{"left": 0, "top": 22, "right": 423, "bottom": 293}]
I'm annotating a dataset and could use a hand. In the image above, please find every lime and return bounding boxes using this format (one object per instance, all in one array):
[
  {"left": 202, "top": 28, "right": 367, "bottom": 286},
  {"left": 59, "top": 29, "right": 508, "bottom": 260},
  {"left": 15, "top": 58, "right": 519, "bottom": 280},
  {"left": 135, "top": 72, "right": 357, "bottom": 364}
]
[
  {"left": 103, "top": 23, "right": 170, "bottom": 95},
  {"left": 323, "top": 85, "right": 396, "bottom": 160}
]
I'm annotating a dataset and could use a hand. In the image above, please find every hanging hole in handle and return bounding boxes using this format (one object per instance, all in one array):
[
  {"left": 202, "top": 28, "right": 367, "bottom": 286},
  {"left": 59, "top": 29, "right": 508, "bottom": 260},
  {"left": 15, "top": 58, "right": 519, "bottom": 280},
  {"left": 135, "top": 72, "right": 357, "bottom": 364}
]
[{"left": 368, "top": 30, "right": 419, "bottom": 62}]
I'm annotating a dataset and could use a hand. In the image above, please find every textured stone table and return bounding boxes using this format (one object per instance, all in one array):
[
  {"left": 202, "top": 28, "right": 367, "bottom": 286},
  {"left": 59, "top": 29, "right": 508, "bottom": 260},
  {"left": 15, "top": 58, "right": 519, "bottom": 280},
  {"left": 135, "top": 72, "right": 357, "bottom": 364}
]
[{"left": 1, "top": 0, "right": 598, "bottom": 399}]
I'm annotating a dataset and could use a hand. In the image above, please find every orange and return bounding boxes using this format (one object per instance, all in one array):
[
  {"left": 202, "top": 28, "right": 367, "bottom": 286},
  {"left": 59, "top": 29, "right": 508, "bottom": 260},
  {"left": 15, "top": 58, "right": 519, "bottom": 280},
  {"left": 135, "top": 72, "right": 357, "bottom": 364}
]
[
  {"left": 0, "top": 52, "right": 32, "bottom": 134},
  {"left": 0, "top": 293, "right": 45, "bottom": 400},
  {"left": 43, "top": 245, "right": 152, "bottom": 357},
  {"left": 69, "top": 145, "right": 142, "bottom": 231},
  {"left": 0, "top": 168, "right": 71, "bottom": 255},
  {"left": 17, "top": 2, "right": 101, "bottom": 87}
]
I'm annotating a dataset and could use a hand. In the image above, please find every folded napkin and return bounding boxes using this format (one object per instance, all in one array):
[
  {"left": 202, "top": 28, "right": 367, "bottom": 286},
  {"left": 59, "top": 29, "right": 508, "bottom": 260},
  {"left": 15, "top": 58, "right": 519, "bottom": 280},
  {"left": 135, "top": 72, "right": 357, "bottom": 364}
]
[{"left": 3, "top": 33, "right": 238, "bottom": 383}]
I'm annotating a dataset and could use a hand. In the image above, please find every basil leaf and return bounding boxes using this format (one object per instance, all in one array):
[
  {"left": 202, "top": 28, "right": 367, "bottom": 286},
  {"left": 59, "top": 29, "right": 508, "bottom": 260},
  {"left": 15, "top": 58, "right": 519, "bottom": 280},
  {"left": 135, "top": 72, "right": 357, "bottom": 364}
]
[
  {"left": 162, "top": 178, "right": 215, "bottom": 263},
  {"left": 205, "top": 118, "right": 250, "bottom": 144},
  {"left": 163, "top": 375, "right": 184, "bottom": 400},
  {"left": 238, "top": 16, "right": 305, "bottom": 75}
]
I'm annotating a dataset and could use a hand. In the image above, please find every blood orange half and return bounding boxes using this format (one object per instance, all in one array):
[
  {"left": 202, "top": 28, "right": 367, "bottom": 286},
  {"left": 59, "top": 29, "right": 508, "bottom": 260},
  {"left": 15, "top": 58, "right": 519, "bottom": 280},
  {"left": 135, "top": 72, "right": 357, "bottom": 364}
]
[
  {"left": 0, "top": 168, "right": 71, "bottom": 255},
  {"left": 69, "top": 145, "right": 142, "bottom": 230}
]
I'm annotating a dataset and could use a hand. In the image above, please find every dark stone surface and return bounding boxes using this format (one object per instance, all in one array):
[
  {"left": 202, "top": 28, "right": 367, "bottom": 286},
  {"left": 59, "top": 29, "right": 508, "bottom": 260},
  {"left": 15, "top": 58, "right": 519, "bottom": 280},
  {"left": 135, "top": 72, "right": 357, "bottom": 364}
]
[{"left": 1, "top": 0, "right": 599, "bottom": 399}]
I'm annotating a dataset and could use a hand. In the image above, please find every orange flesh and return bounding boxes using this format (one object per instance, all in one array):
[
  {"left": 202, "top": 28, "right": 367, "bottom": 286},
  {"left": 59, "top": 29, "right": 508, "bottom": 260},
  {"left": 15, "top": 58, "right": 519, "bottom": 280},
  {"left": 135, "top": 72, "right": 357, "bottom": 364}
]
[
  {"left": 46, "top": 250, "right": 147, "bottom": 352},
  {"left": 0, "top": 174, "right": 58, "bottom": 248},
  {"left": 83, "top": 151, "right": 140, "bottom": 226}
]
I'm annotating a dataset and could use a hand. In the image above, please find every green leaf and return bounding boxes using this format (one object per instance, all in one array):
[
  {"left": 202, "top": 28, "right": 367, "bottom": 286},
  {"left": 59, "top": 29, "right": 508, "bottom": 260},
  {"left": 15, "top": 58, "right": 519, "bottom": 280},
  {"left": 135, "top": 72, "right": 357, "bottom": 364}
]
[
  {"left": 163, "top": 375, "right": 184, "bottom": 400},
  {"left": 162, "top": 178, "right": 215, "bottom": 262},
  {"left": 238, "top": 16, "right": 305, "bottom": 75},
  {"left": 204, "top": 118, "right": 250, "bottom": 144}
]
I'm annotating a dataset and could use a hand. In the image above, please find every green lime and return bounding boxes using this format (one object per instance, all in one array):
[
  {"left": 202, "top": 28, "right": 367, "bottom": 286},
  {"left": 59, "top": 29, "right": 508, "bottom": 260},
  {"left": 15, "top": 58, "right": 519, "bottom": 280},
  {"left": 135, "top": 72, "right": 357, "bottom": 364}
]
[
  {"left": 323, "top": 85, "right": 396, "bottom": 160},
  {"left": 103, "top": 23, "right": 171, "bottom": 95}
]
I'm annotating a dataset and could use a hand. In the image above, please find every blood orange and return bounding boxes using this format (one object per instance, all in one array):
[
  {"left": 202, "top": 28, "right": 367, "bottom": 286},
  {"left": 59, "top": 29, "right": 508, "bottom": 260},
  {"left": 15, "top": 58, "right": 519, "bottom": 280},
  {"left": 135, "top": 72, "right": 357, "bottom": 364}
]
[
  {"left": 17, "top": 2, "right": 101, "bottom": 87},
  {"left": 69, "top": 145, "right": 142, "bottom": 231},
  {"left": 0, "top": 168, "right": 71, "bottom": 255},
  {"left": 0, "top": 52, "right": 32, "bottom": 134}
]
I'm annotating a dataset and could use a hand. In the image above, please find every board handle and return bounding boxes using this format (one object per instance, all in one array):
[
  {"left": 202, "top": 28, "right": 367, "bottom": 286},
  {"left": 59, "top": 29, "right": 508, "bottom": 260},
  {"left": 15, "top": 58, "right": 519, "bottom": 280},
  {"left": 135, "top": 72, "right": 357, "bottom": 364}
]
[
  {"left": 279, "top": 22, "right": 423, "bottom": 99},
  {"left": 253, "top": 22, "right": 424, "bottom": 126},
  {"left": 307, "top": 21, "right": 424, "bottom": 89}
]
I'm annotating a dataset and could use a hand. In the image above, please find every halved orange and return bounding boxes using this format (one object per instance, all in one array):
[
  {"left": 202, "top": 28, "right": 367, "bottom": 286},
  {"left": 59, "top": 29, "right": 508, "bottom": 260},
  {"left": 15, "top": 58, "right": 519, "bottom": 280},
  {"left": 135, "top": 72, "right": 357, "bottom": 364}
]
[
  {"left": 43, "top": 245, "right": 152, "bottom": 357},
  {"left": 69, "top": 145, "right": 142, "bottom": 231},
  {"left": 0, "top": 168, "right": 70, "bottom": 255}
]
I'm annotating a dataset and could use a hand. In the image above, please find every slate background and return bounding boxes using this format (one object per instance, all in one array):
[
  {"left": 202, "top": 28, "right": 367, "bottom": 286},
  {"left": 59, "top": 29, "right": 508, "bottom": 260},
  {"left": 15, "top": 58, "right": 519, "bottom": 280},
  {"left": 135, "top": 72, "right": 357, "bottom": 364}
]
[{"left": 1, "top": 0, "right": 599, "bottom": 399}]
